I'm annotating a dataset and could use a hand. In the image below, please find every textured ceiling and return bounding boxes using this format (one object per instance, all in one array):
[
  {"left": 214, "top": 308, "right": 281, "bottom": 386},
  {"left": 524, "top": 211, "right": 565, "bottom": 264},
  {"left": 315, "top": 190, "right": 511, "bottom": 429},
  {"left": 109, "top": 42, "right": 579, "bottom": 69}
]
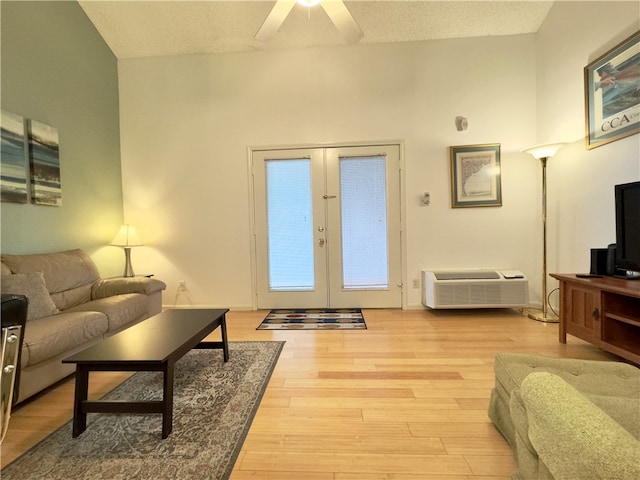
[{"left": 78, "top": 1, "right": 555, "bottom": 59}]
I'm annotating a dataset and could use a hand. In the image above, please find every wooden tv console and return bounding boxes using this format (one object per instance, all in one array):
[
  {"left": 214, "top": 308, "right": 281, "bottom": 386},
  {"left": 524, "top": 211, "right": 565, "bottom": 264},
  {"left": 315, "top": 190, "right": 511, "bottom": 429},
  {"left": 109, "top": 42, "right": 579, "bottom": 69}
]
[{"left": 551, "top": 274, "right": 640, "bottom": 365}]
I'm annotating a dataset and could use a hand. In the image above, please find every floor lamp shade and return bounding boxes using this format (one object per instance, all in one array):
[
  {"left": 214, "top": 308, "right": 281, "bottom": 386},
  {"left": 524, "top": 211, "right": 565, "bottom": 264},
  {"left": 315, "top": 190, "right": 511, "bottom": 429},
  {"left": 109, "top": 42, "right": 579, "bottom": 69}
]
[
  {"left": 522, "top": 143, "right": 567, "bottom": 160},
  {"left": 522, "top": 143, "right": 567, "bottom": 322},
  {"left": 110, "top": 225, "right": 144, "bottom": 277}
]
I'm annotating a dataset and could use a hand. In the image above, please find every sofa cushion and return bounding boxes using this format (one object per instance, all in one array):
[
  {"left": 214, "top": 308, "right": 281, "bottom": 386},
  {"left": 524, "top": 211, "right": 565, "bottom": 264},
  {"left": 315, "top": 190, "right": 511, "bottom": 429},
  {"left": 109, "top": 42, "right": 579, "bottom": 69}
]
[
  {"left": 1, "top": 249, "right": 100, "bottom": 310},
  {"left": 521, "top": 372, "right": 640, "bottom": 480},
  {"left": 1, "top": 262, "right": 11, "bottom": 276},
  {"left": 583, "top": 393, "right": 640, "bottom": 439},
  {"left": 489, "top": 352, "right": 640, "bottom": 451},
  {"left": 50, "top": 284, "right": 94, "bottom": 312},
  {"left": 1, "top": 271, "right": 59, "bottom": 320},
  {"left": 21, "top": 311, "right": 108, "bottom": 367},
  {"left": 493, "top": 353, "right": 639, "bottom": 398},
  {"left": 65, "top": 293, "right": 148, "bottom": 332}
]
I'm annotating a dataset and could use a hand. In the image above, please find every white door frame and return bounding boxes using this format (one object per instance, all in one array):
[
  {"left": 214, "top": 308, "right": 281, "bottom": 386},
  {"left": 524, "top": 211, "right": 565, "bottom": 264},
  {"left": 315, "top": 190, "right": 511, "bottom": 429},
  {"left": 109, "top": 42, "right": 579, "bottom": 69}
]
[{"left": 247, "top": 140, "right": 407, "bottom": 310}]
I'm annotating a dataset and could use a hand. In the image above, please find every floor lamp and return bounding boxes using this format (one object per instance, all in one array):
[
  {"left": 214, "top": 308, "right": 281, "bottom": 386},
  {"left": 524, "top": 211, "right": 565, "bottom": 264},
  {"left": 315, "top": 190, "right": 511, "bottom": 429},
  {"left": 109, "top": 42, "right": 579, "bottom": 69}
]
[
  {"left": 522, "top": 143, "right": 567, "bottom": 323},
  {"left": 110, "top": 224, "right": 144, "bottom": 277}
]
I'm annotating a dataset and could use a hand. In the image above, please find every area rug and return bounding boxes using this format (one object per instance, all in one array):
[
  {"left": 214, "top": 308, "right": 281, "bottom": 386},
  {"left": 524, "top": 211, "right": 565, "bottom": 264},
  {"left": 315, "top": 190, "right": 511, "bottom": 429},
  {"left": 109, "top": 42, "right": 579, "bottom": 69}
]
[
  {"left": 1, "top": 341, "right": 284, "bottom": 480},
  {"left": 257, "top": 308, "right": 366, "bottom": 330}
]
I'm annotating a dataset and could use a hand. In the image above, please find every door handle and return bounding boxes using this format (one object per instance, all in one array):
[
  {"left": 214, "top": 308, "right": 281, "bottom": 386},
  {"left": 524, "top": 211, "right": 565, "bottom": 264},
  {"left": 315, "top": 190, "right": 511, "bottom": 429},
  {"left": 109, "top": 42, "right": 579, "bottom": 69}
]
[{"left": 318, "top": 238, "right": 325, "bottom": 247}]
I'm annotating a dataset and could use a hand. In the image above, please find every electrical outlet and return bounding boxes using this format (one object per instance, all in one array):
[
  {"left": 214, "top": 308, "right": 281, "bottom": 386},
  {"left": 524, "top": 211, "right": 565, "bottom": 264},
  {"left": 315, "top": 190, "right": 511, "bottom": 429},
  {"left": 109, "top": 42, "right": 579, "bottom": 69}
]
[
  {"left": 178, "top": 280, "right": 186, "bottom": 291},
  {"left": 412, "top": 279, "right": 420, "bottom": 289}
]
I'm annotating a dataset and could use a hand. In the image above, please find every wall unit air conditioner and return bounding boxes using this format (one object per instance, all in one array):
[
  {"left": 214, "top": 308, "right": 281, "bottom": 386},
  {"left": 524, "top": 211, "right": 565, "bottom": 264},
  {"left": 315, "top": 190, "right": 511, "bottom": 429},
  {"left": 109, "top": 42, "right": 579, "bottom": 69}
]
[{"left": 422, "top": 270, "right": 528, "bottom": 309}]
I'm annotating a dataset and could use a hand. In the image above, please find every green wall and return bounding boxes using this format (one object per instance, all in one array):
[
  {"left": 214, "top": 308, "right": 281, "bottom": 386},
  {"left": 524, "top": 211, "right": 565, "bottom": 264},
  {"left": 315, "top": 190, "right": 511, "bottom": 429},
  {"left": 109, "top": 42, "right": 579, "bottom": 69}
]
[{"left": 1, "top": 1, "right": 123, "bottom": 274}]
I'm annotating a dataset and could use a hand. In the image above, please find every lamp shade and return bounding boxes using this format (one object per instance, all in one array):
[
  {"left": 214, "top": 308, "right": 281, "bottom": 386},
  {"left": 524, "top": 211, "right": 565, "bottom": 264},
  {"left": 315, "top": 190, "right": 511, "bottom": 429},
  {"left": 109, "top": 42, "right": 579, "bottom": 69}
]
[
  {"left": 109, "top": 224, "right": 143, "bottom": 247},
  {"left": 522, "top": 143, "right": 568, "bottom": 160}
]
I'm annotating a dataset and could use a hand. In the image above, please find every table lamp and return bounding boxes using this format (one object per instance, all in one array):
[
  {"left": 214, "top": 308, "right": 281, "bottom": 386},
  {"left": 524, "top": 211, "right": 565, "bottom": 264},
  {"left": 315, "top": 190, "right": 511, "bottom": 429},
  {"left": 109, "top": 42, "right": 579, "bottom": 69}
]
[{"left": 110, "top": 224, "right": 143, "bottom": 277}]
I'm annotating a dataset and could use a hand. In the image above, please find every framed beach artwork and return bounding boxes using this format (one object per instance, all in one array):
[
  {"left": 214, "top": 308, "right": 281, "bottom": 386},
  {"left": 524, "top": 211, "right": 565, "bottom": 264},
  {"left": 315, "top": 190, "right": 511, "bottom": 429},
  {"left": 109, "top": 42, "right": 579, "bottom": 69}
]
[
  {"left": 584, "top": 31, "right": 640, "bottom": 149},
  {"left": 1, "top": 110, "right": 28, "bottom": 203},
  {"left": 28, "top": 119, "right": 61, "bottom": 206},
  {"left": 450, "top": 143, "right": 502, "bottom": 208}
]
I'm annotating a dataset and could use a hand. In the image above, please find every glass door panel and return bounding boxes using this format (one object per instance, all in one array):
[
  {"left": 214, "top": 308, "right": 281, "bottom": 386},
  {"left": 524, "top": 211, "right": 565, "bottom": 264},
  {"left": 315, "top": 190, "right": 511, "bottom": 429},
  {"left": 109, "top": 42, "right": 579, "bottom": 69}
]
[
  {"left": 340, "top": 156, "right": 388, "bottom": 289},
  {"left": 326, "top": 145, "right": 402, "bottom": 308},
  {"left": 265, "top": 159, "right": 314, "bottom": 291},
  {"left": 253, "top": 149, "right": 327, "bottom": 309}
]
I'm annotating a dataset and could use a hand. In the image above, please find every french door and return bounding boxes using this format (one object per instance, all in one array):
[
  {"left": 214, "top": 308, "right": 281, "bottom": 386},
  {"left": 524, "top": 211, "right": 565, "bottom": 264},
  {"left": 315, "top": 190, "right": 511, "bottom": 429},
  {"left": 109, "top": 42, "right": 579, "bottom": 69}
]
[{"left": 252, "top": 144, "right": 402, "bottom": 309}]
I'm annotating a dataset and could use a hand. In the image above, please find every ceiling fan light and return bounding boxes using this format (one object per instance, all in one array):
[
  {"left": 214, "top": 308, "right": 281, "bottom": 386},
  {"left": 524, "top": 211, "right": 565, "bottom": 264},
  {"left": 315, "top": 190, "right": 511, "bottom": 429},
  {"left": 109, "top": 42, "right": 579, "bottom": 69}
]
[{"left": 297, "top": 0, "right": 321, "bottom": 7}]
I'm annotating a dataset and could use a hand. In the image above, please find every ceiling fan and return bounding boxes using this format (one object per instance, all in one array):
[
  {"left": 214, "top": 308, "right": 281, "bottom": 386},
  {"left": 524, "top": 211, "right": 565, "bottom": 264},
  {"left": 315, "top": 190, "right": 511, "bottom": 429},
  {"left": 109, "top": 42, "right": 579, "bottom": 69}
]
[{"left": 255, "top": 0, "right": 364, "bottom": 44}]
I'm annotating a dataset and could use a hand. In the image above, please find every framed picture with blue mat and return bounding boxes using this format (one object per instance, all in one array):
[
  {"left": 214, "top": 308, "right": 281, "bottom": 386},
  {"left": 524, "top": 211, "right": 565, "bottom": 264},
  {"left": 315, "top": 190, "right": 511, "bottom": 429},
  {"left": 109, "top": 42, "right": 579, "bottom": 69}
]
[{"left": 258, "top": 308, "right": 366, "bottom": 330}]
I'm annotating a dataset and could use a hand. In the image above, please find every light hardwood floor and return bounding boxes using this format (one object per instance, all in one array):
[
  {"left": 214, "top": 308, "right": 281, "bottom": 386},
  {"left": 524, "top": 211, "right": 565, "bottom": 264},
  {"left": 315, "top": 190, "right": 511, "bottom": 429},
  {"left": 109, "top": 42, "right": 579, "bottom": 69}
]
[{"left": 1, "top": 308, "right": 619, "bottom": 478}]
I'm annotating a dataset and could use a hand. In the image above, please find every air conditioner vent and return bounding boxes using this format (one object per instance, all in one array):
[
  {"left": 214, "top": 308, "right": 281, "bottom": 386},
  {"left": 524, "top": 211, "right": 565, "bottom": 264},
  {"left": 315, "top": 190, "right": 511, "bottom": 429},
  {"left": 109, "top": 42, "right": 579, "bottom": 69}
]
[
  {"left": 422, "top": 270, "right": 528, "bottom": 309},
  {"left": 434, "top": 271, "right": 500, "bottom": 281}
]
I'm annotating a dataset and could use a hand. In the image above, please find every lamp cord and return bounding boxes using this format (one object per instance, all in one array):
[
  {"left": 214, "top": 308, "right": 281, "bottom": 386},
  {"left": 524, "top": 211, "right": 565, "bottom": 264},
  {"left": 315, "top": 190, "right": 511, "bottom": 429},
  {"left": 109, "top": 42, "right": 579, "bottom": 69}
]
[
  {"left": 173, "top": 285, "right": 192, "bottom": 307},
  {"left": 547, "top": 287, "right": 559, "bottom": 317},
  {"left": 517, "top": 287, "right": 560, "bottom": 318}
]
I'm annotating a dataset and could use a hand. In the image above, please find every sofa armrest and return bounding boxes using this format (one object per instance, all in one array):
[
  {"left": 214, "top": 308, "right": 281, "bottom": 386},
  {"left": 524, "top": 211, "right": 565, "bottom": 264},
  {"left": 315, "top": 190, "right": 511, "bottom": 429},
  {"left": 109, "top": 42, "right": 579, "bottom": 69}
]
[
  {"left": 520, "top": 372, "right": 640, "bottom": 480},
  {"left": 92, "top": 277, "right": 167, "bottom": 299}
]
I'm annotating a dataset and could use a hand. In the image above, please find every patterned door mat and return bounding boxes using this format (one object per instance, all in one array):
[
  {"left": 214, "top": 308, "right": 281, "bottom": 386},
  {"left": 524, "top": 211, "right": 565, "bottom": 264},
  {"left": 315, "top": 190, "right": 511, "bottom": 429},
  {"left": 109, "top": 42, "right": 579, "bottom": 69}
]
[{"left": 257, "top": 308, "right": 366, "bottom": 330}]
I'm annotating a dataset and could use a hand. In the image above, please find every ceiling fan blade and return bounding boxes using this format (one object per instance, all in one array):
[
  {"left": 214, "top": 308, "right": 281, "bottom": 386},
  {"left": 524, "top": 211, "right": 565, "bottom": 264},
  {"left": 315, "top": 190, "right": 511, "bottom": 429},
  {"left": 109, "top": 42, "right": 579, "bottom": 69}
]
[
  {"left": 321, "top": 0, "right": 363, "bottom": 44},
  {"left": 255, "top": 0, "right": 297, "bottom": 42}
]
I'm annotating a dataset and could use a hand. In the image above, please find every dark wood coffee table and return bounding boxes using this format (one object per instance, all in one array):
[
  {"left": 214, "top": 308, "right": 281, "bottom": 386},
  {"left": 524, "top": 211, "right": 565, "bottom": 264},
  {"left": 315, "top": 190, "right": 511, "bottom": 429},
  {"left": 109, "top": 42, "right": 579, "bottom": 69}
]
[{"left": 62, "top": 308, "right": 229, "bottom": 439}]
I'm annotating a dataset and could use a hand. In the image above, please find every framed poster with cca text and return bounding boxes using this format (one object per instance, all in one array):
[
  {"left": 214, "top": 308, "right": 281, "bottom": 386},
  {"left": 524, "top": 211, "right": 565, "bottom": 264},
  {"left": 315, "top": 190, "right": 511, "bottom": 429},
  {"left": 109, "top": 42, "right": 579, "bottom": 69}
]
[{"left": 584, "top": 31, "right": 640, "bottom": 149}]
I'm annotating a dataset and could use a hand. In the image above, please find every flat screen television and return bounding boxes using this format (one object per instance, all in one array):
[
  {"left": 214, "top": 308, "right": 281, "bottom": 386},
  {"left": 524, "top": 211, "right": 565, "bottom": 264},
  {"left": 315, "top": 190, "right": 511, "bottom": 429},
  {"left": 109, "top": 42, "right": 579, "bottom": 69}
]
[{"left": 615, "top": 180, "right": 640, "bottom": 278}]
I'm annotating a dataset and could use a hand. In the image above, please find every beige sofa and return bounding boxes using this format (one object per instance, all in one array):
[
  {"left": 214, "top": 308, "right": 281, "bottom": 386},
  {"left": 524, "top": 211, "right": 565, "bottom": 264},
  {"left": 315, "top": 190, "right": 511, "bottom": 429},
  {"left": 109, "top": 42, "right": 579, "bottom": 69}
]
[
  {"left": 489, "top": 352, "right": 640, "bottom": 479},
  {"left": 1, "top": 249, "right": 166, "bottom": 403}
]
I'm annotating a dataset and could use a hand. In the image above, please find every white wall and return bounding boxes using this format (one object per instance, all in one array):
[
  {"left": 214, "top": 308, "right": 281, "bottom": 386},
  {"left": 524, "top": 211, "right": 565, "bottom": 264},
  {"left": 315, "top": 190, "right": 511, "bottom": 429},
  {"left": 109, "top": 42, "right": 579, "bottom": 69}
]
[
  {"left": 119, "top": 2, "right": 638, "bottom": 310},
  {"left": 119, "top": 34, "right": 539, "bottom": 309},
  {"left": 536, "top": 1, "right": 639, "bottom": 305}
]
